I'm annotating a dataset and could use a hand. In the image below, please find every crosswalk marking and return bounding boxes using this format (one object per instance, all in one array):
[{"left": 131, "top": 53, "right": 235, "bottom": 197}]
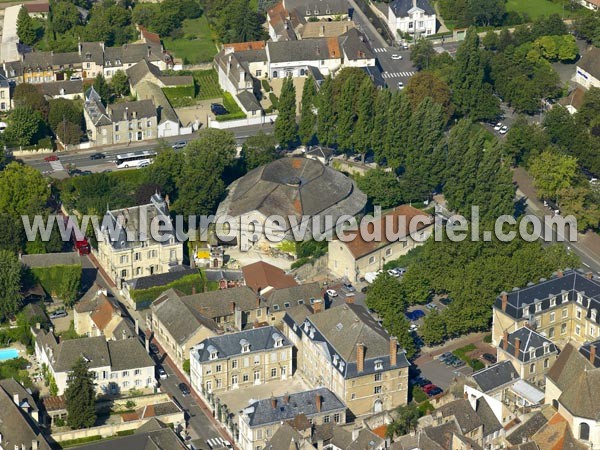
[
  {"left": 207, "top": 438, "right": 222, "bottom": 448},
  {"left": 373, "top": 47, "right": 387, "bottom": 53},
  {"left": 49, "top": 160, "right": 65, "bottom": 171},
  {"left": 382, "top": 71, "right": 415, "bottom": 79}
]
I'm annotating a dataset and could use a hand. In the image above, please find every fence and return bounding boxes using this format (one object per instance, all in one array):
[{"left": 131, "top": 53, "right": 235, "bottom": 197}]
[{"left": 208, "top": 114, "right": 278, "bottom": 129}]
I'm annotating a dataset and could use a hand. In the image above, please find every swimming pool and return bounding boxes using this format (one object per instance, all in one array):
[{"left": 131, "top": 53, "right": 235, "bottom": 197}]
[{"left": 0, "top": 348, "right": 19, "bottom": 361}]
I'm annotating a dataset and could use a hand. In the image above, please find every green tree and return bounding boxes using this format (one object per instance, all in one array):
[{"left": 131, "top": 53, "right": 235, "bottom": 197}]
[
  {"left": 386, "top": 404, "right": 420, "bottom": 438},
  {"left": 298, "top": 77, "right": 317, "bottom": 145},
  {"left": 93, "top": 74, "right": 111, "bottom": 105},
  {"left": 558, "top": 185, "right": 600, "bottom": 231},
  {"left": 84, "top": 1, "right": 135, "bottom": 46},
  {"left": 529, "top": 149, "right": 578, "bottom": 203},
  {"left": 110, "top": 70, "right": 130, "bottom": 98},
  {"left": 0, "top": 251, "right": 22, "bottom": 322},
  {"left": 503, "top": 115, "right": 549, "bottom": 166},
  {"left": 274, "top": 77, "right": 297, "bottom": 148},
  {"left": 17, "top": 6, "right": 36, "bottom": 46},
  {"left": 147, "top": 145, "right": 185, "bottom": 198},
  {"left": 5, "top": 107, "right": 44, "bottom": 147},
  {"left": 13, "top": 84, "right": 49, "bottom": 120},
  {"left": 382, "top": 92, "right": 411, "bottom": 169},
  {"left": 0, "top": 214, "right": 25, "bottom": 253},
  {"left": 410, "top": 39, "right": 435, "bottom": 71},
  {"left": 50, "top": 1, "right": 81, "bottom": 34},
  {"left": 48, "top": 99, "right": 82, "bottom": 132},
  {"left": 335, "top": 76, "right": 358, "bottom": 152},
  {"left": 371, "top": 89, "right": 391, "bottom": 159},
  {"left": 356, "top": 169, "right": 404, "bottom": 209},
  {"left": 241, "top": 132, "right": 278, "bottom": 171},
  {"left": 353, "top": 77, "right": 375, "bottom": 158},
  {"left": 65, "top": 358, "right": 97, "bottom": 429},
  {"left": 218, "top": 0, "right": 266, "bottom": 43},
  {"left": 451, "top": 28, "right": 500, "bottom": 120},
  {"left": 405, "top": 71, "right": 453, "bottom": 119},
  {"left": 56, "top": 120, "right": 82, "bottom": 145},
  {"left": 316, "top": 76, "right": 335, "bottom": 146},
  {"left": 420, "top": 308, "right": 446, "bottom": 345},
  {"left": 482, "top": 30, "right": 499, "bottom": 50},
  {"left": 0, "top": 162, "right": 50, "bottom": 218}
]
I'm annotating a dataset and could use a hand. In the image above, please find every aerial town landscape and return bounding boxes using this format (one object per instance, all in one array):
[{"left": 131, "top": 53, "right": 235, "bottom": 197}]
[{"left": 2, "top": 0, "right": 600, "bottom": 448}]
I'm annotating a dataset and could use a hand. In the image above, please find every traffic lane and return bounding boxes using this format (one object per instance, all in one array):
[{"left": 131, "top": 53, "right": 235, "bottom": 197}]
[{"left": 348, "top": 0, "right": 387, "bottom": 48}]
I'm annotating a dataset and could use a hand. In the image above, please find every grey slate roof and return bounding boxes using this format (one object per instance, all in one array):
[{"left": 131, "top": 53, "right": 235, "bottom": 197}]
[
  {"left": 38, "top": 79, "right": 83, "bottom": 97},
  {"left": 180, "top": 286, "right": 260, "bottom": 319},
  {"left": 192, "top": 326, "right": 291, "bottom": 363},
  {"left": 20, "top": 252, "right": 81, "bottom": 268},
  {"left": 339, "top": 28, "right": 374, "bottom": 61},
  {"left": 108, "top": 99, "right": 156, "bottom": 120},
  {"left": 108, "top": 338, "right": 154, "bottom": 371},
  {"left": 266, "top": 282, "right": 322, "bottom": 311},
  {"left": 437, "top": 399, "right": 483, "bottom": 435},
  {"left": 493, "top": 270, "right": 600, "bottom": 320},
  {"left": 80, "top": 42, "right": 104, "bottom": 64},
  {"left": 300, "top": 303, "right": 410, "bottom": 379},
  {"left": 151, "top": 289, "right": 221, "bottom": 346},
  {"left": 579, "top": 338, "right": 600, "bottom": 367},
  {"left": 389, "top": 0, "right": 435, "bottom": 17},
  {"left": 311, "top": 423, "right": 352, "bottom": 448},
  {"left": 204, "top": 269, "right": 244, "bottom": 283},
  {"left": 578, "top": 46, "right": 600, "bottom": 80},
  {"left": 420, "top": 421, "right": 461, "bottom": 450},
  {"left": 237, "top": 90, "right": 262, "bottom": 112},
  {"left": 127, "top": 267, "right": 199, "bottom": 291},
  {"left": 0, "top": 73, "right": 10, "bottom": 88},
  {"left": 475, "top": 397, "right": 502, "bottom": 438},
  {"left": 265, "top": 423, "right": 315, "bottom": 450},
  {"left": 470, "top": 360, "right": 519, "bottom": 393},
  {"left": 126, "top": 59, "right": 162, "bottom": 87},
  {"left": 0, "top": 378, "right": 39, "bottom": 414},
  {"left": 267, "top": 39, "right": 341, "bottom": 63},
  {"left": 135, "top": 80, "right": 179, "bottom": 125},
  {"left": 499, "top": 327, "right": 558, "bottom": 363},
  {"left": 284, "top": 0, "right": 349, "bottom": 16},
  {"left": 0, "top": 383, "right": 51, "bottom": 450},
  {"left": 85, "top": 86, "right": 112, "bottom": 126},
  {"left": 75, "top": 427, "right": 187, "bottom": 450},
  {"left": 346, "top": 429, "right": 384, "bottom": 450},
  {"left": 244, "top": 387, "right": 345, "bottom": 427},
  {"left": 506, "top": 412, "right": 548, "bottom": 445}
]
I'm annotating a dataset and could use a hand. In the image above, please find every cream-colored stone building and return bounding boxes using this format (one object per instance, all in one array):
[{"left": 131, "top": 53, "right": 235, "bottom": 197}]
[
  {"left": 94, "top": 194, "right": 183, "bottom": 287},
  {"left": 190, "top": 326, "right": 293, "bottom": 395},
  {"left": 238, "top": 388, "right": 347, "bottom": 450},
  {"left": 283, "top": 302, "right": 410, "bottom": 417},
  {"left": 328, "top": 205, "right": 433, "bottom": 282}
]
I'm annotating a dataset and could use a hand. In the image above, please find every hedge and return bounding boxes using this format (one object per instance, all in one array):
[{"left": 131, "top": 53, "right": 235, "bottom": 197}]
[
  {"left": 59, "top": 436, "right": 103, "bottom": 448},
  {"left": 222, "top": 92, "right": 243, "bottom": 114},
  {"left": 215, "top": 111, "right": 247, "bottom": 122},
  {"left": 130, "top": 273, "right": 205, "bottom": 306},
  {"left": 31, "top": 264, "right": 81, "bottom": 306}
]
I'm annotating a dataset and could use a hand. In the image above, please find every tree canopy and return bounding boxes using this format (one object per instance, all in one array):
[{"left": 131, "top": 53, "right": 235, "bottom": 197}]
[{"left": 65, "top": 358, "right": 97, "bottom": 429}]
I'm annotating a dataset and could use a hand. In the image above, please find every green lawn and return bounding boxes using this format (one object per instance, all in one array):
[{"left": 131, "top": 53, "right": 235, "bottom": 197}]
[
  {"left": 505, "top": 0, "right": 565, "bottom": 19},
  {"left": 163, "top": 16, "right": 218, "bottom": 64}
]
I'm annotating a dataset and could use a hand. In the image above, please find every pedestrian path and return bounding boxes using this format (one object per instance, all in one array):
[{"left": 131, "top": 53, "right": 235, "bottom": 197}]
[
  {"left": 373, "top": 47, "right": 387, "bottom": 53},
  {"left": 382, "top": 71, "right": 415, "bottom": 78},
  {"left": 49, "top": 160, "right": 65, "bottom": 171}
]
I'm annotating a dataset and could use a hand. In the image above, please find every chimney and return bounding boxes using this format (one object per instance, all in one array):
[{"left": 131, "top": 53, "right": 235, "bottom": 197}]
[
  {"left": 501, "top": 292, "right": 508, "bottom": 311},
  {"left": 145, "top": 337, "right": 150, "bottom": 353},
  {"left": 192, "top": 286, "right": 196, "bottom": 295},
  {"left": 271, "top": 397, "right": 277, "bottom": 409},
  {"left": 557, "top": 270, "right": 563, "bottom": 278},
  {"left": 320, "top": 25, "right": 325, "bottom": 36},
  {"left": 357, "top": 343, "right": 365, "bottom": 373},
  {"left": 12, "top": 393, "right": 19, "bottom": 406},
  {"left": 231, "top": 301, "right": 236, "bottom": 314},
  {"left": 315, "top": 394, "right": 322, "bottom": 412},
  {"left": 124, "top": 106, "right": 129, "bottom": 121},
  {"left": 135, "top": 319, "right": 139, "bottom": 336},
  {"left": 590, "top": 345, "right": 597, "bottom": 364},
  {"left": 345, "top": 296, "right": 355, "bottom": 304},
  {"left": 503, "top": 331, "right": 509, "bottom": 351},
  {"left": 312, "top": 300, "right": 323, "bottom": 313},
  {"left": 284, "top": 394, "right": 290, "bottom": 404},
  {"left": 514, "top": 337, "right": 521, "bottom": 358},
  {"left": 147, "top": 46, "right": 151, "bottom": 58},
  {"left": 390, "top": 337, "right": 397, "bottom": 366},
  {"left": 256, "top": 295, "right": 261, "bottom": 308},
  {"left": 32, "top": 440, "right": 38, "bottom": 450},
  {"left": 586, "top": 272, "right": 594, "bottom": 280}
]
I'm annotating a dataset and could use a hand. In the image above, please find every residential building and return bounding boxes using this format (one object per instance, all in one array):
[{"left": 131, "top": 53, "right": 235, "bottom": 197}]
[
  {"left": 33, "top": 328, "right": 155, "bottom": 395},
  {"left": 238, "top": 388, "right": 347, "bottom": 450},
  {"left": 79, "top": 42, "right": 105, "bottom": 79},
  {"left": 387, "top": 0, "right": 437, "bottom": 40},
  {"left": 491, "top": 270, "right": 600, "bottom": 349},
  {"left": 575, "top": 46, "right": 600, "bottom": 89},
  {"left": 124, "top": 266, "right": 200, "bottom": 307},
  {"left": 282, "top": 0, "right": 349, "bottom": 20},
  {"left": 0, "top": 379, "right": 51, "bottom": 450},
  {"left": 74, "top": 283, "right": 135, "bottom": 340},
  {"left": 0, "top": 378, "right": 42, "bottom": 426},
  {"left": 190, "top": 326, "right": 293, "bottom": 395},
  {"left": 579, "top": 0, "right": 600, "bottom": 10},
  {"left": 545, "top": 341, "right": 600, "bottom": 447},
  {"left": 264, "top": 422, "right": 317, "bottom": 450},
  {"left": 38, "top": 79, "right": 83, "bottom": 100},
  {"left": 94, "top": 194, "right": 183, "bottom": 285},
  {"left": 242, "top": 261, "right": 298, "bottom": 295},
  {"left": 263, "top": 282, "right": 323, "bottom": 325},
  {"left": 328, "top": 205, "right": 433, "bottom": 281},
  {"left": 0, "top": 73, "right": 11, "bottom": 111},
  {"left": 283, "top": 302, "right": 410, "bottom": 416},
  {"left": 497, "top": 326, "right": 559, "bottom": 388},
  {"left": 25, "top": 2, "right": 50, "bottom": 19},
  {"left": 149, "top": 288, "right": 221, "bottom": 368}
]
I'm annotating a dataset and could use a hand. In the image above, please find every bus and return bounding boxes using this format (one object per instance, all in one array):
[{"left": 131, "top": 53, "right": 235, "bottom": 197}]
[{"left": 115, "top": 150, "right": 157, "bottom": 168}]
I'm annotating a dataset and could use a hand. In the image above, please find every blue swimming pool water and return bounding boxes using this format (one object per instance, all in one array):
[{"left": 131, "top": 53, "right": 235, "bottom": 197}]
[{"left": 0, "top": 348, "right": 19, "bottom": 361}]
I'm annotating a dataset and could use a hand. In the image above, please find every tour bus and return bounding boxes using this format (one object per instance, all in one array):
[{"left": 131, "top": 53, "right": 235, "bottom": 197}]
[{"left": 115, "top": 150, "right": 157, "bottom": 168}]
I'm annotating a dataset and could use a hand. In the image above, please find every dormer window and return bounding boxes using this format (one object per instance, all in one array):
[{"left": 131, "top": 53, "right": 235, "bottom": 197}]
[
  {"left": 240, "top": 339, "right": 250, "bottom": 353},
  {"left": 298, "top": 299, "right": 304, "bottom": 305},
  {"left": 314, "top": 9, "right": 319, "bottom": 14},
  {"left": 529, "top": 348, "right": 535, "bottom": 359},
  {"left": 550, "top": 297, "right": 556, "bottom": 307},
  {"left": 284, "top": 302, "right": 290, "bottom": 308},
  {"left": 529, "top": 305, "right": 535, "bottom": 315},
  {"left": 562, "top": 292, "right": 569, "bottom": 302},
  {"left": 577, "top": 293, "right": 583, "bottom": 304},
  {"left": 544, "top": 343, "right": 551, "bottom": 354},
  {"left": 339, "top": 361, "right": 345, "bottom": 372},
  {"left": 209, "top": 351, "right": 218, "bottom": 360},
  {"left": 207, "top": 344, "right": 218, "bottom": 360},
  {"left": 273, "top": 304, "right": 280, "bottom": 311},
  {"left": 273, "top": 333, "right": 283, "bottom": 348},
  {"left": 306, "top": 9, "right": 311, "bottom": 15},
  {"left": 374, "top": 360, "right": 383, "bottom": 370},
  {"left": 592, "top": 309, "right": 597, "bottom": 321},
  {"left": 535, "top": 302, "right": 542, "bottom": 312}
]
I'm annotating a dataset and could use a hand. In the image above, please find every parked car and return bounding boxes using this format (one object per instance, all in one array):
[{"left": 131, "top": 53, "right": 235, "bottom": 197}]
[
  {"left": 138, "top": 161, "right": 151, "bottom": 168},
  {"left": 90, "top": 152, "right": 106, "bottom": 160},
  {"left": 178, "top": 383, "right": 190, "bottom": 396},
  {"left": 482, "top": 353, "right": 497, "bottom": 364},
  {"left": 402, "top": 43, "right": 410, "bottom": 50},
  {"left": 172, "top": 141, "right": 186, "bottom": 150},
  {"left": 365, "top": 270, "right": 383, "bottom": 283},
  {"left": 49, "top": 310, "right": 67, "bottom": 319},
  {"left": 149, "top": 343, "right": 159, "bottom": 354},
  {"left": 326, "top": 289, "right": 338, "bottom": 297},
  {"left": 451, "top": 359, "right": 466, "bottom": 368},
  {"left": 425, "top": 303, "right": 437, "bottom": 310},
  {"left": 409, "top": 323, "right": 419, "bottom": 332},
  {"left": 398, "top": 81, "right": 404, "bottom": 89},
  {"left": 427, "top": 387, "right": 443, "bottom": 396},
  {"left": 413, "top": 377, "right": 430, "bottom": 387},
  {"left": 439, "top": 352, "right": 453, "bottom": 362},
  {"left": 158, "top": 367, "right": 167, "bottom": 380},
  {"left": 211, "top": 103, "right": 229, "bottom": 115},
  {"left": 391, "top": 54, "right": 402, "bottom": 60},
  {"left": 387, "top": 268, "right": 400, "bottom": 277},
  {"left": 499, "top": 125, "right": 509, "bottom": 134},
  {"left": 395, "top": 267, "right": 407, "bottom": 276},
  {"left": 44, "top": 154, "right": 59, "bottom": 162},
  {"left": 423, "top": 383, "right": 438, "bottom": 394},
  {"left": 494, "top": 122, "right": 502, "bottom": 131},
  {"left": 342, "top": 282, "right": 355, "bottom": 292},
  {"left": 405, "top": 310, "right": 425, "bottom": 321}
]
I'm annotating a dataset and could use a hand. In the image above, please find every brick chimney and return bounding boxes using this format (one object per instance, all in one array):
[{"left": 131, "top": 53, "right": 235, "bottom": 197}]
[
  {"left": 271, "top": 397, "right": 277, "bottom": 409},
  {"left": 32, "top": 440, "right": 38, "bottom": 450},
  {"left": 12, "top": 393, "right": 19, "bottom": 406},
  {"left": 590, "top": 345, "right": 597, "bottom": 364},
  {"left": 357, "top": 343, "right": 365, "bottom": 373},
  {"left": 315, "top": 394, "right": 322, "bottom": 412},
  {"left": 586, "top": 272, "right": 594, "bottom": 280},
  {"left": 345, "top": 296, "right": 355, "bottom": 304},
  {"left": 390, "top": 337, "right": 397, "bottom": 367},
  {"left": 503, "top": 331, "right": 509, "bottom": 351},
  {"left": 284, "top": 394, "right": 290, "bottom": 404},
  {"left": 514, "top": 337, "right": 521, "bottom": 358},
  {"left": 230, "top": 301, "right": 236, "bottom": 314},
  {"left": 312, "top": 300, "right": 323, "bottom": 313},
  {"left": 557, "top": 270, "right": 563, "bottom": 278},
  {"left": 501, "top": 292, "right": 508, "bottom": 312},
  {"left": 192, "top": 286, "right": 196, "bottom": 295}
]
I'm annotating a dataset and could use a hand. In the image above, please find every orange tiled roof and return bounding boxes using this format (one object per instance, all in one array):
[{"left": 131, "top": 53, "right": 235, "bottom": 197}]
[
  {"left": 90, "top": 297, "right": 118, "bottom": 331},
  {"left": 242, "top": 261, "right": 298, "bottom": 293},
  {"left": 223, "top": 41, "right": 266, "bottom": 52}
]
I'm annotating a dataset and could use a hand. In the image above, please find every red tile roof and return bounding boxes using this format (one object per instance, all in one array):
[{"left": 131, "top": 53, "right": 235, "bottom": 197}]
[
  {"left": 25, "top": 2, "right": 49, "bottom": 13},
  {"left": 242, "top": 261, "right": 297, "bottom": 293},
  {"left": 223, "top": 41, "right": 266, "bottom": 52}
]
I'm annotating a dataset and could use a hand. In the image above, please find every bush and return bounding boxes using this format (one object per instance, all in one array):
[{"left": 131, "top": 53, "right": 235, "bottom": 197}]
[
  {"left": 183, "top": 359, "right": 190, "bottom": 374},
  {"left": 470, "top": 359, "right": 485, "bottom": 371},
  {"left": 130, "top": 273, "right": 204, "bottom": 307},
  {"left": 483, "top": 334, "right": 492, "bottom": 343},
  {"left": 60, "top": 435, "right": 103, "bottom": 448},
  {"left": 411, "top": 385, "right": 428, "bottom": 403},
  {"left": 417, "top": 400, "right": 434, "bottom": 415},
  {"left": 30, "top": 264, "right": 81, "bottom": 306},
  {"left": 261, "top": 79, "right": 271, "bottom": 92},
  {"left": 291, "top": 257, "right": 311, "bottom": 269},
  {"left": 269, "top": 92, "right": 279, "bottom": 109}
]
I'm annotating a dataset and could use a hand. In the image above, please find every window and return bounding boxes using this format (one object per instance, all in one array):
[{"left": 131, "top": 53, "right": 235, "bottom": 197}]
[
  {"left": 530, "top": 363, "right": 535, "bottom": 374},
  {"left": 134, "top": 252, "right": 141, "bottom": 261},
  {"left": 409, "top": 21, "right": 414, "bottom": 28},
  {"left": 591, "top": 326, "right": 596, "bottom": 337},
  {"left": 577, "top": 292, "right": 583, "bottom": 304},
  {"left": 281, "top": 366, "right": 287, "bottom": 376},
  {"left": 216, "top": 364, "right": 222, "bottom": 373},
  {"left": 550, "top": 297, "right": 556, "bottom": 307},
  {"left": 271, "top": 368, "right": 277, "bottom": 377},
  {"left": 254, "top": 356, "right": 260, "bottom": 365},
  {"left": 120, "top": 255, "right": 129, "bottom": 264},
  {"left": 351, "top": 393, "right": 356, "bottom": 400},
  {"left": 334, "top": 413, "right": 340, "bottom": 423},
  {"left": 374, "top": 386, "right": 382, "bottom": 394},
  {"left": 577, "top": 308, "right": 582, "bottom": 320},
  {"left": 550, "top": 312, "right": 555, "bottom": 323},
  {"left": 284, "top": 302, "right": 290, "bottom": 308},
  {"left": 592, "top": 309, "right": 598, "bottom": 321},
  {"left": 580, "top": 423, "right": 590, "bottom": 441},
  {"left": 323, "top": 415, "right": 330, "bottom": 423},
  {"left": 254, "top": 371, "right": 260, "bottom": 381},
  {"left": 561, "top": 323, "right": 567, "bottom": 334},
  {"left": 134, "top": 369, "right": 141, "bottom": 375},
  {"left": 243, "top": 374, "right": 249, "bottom": 382},
  {"left": 210, "top": 351, "right": 218, "bottom": 360},
  {"left": 576, "top": 325, "right": 581, "bottom": 336},
  {"left": 232, "top": 375, "right": 238, "bottom": 385},
  {"left": 110, "top": 373, "right": 118, "bottom": 379},
  {"left": 548, "top": 327, "right": 555, "bottom": 338},
  {"left": 256, "top": 70, "right": 262, "bottom": 77},
  {"left": 232, "top": 359, "right": 238, "bottom": 369},
  {"left": 135, "top": 379, "right": 141, "bottom": 386},
  {"left": 206, "top": 381, "right": 212, "bottom": 391},
  {"left": 216, "top": 378, "right": 222, "bottom": 388},
  {"left": 544, "top": 358, "right": 549, "bottom": 369},
  {"left": 256, "top": 430, "right": 263, "bottom": 439},
  {"left": 122, "top": 371, "right": 129, "bottom": 377},
  {"left": 123, "top": 381, "right": 129, "bottom": 388},
  {"left": 562, "top": 308, "right": 568, "bottom": 318},
  {"left": 535, "top": 303, "right": 542, "bottom": 312},
  {"left": 375, "top": 361, "right": 383, "bottom": 370},
  {"left": 115, "top": 134, "right": 120, "bottom": 142},
  {"left": 374, "top": 373, "right": 382, "bottom": 382},
  {"left": 121, "top": 269, "right": 127, "bottom": 278},
  {"left": 368, "top": 256, "right": 375, "bottom": 264},
  {"left": 385, "top": 248, "right": 392, "bottom": 256}
]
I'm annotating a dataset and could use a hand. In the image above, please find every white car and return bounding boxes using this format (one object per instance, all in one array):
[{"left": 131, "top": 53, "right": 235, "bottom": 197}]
[
  {"left": 391, "top": 54, "right": 402, "bottom": 60},
  {"left": 494, "top": 122, "right": 502, "bottom": 131},
  {"left": 326, "top": 289, "right": 338, "bottom": 297},
  {"left": 402, "top": 43, "right": 409, "bottom": 50},
  {"left": 158, "top": 367, "right": 167, "bottom": 380},
  {"left": 398, "top": 81, "right": 404, "bottom": 89},
  {"left": 365, "top": 270, "right": 383, "bottom": 284},
  {"left": 499, "top": 125, "right": 508, "bottom": 134},
  {"left": 387, "top": 269, "right": 400, "bottom": 277}
]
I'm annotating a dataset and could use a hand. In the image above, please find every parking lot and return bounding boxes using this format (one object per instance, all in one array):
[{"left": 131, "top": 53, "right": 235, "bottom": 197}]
[{"left": 417, "top": 358, "right": 472, "bottom": 390}]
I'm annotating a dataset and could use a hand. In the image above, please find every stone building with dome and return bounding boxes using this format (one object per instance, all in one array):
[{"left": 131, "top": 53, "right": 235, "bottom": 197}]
[{"left": 216, "top": 157, "right": 367, "bottom": 250}]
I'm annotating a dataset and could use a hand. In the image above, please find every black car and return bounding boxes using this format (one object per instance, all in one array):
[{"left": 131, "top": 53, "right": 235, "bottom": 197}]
[
  {"left": 211, "top": 103, "right": 229, "bottom": 116},
  {"left": 90, "top": 152, "right": 106, "bottom": 160},
  {"left": 149, "top": 343, "right": 159, "bottom": 354},
  {"left": 178, "top": 383, "right": 191, "bottom": 396},
  {"left": 482, "top": 353, "right": 497, "bottom": 364}
]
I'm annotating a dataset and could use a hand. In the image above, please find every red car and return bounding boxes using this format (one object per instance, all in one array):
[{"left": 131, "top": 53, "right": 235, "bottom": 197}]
[
  {"left": 423, "top": 384, "right": 438, "bottom": 393},
  {"left": 44, "top": 154, "right": 59, "bottom": 162}
]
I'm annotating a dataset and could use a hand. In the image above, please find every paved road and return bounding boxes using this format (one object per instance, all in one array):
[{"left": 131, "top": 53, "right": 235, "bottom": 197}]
[{"left": 17, "top": 123, "right": 275, "bottom": 175}]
